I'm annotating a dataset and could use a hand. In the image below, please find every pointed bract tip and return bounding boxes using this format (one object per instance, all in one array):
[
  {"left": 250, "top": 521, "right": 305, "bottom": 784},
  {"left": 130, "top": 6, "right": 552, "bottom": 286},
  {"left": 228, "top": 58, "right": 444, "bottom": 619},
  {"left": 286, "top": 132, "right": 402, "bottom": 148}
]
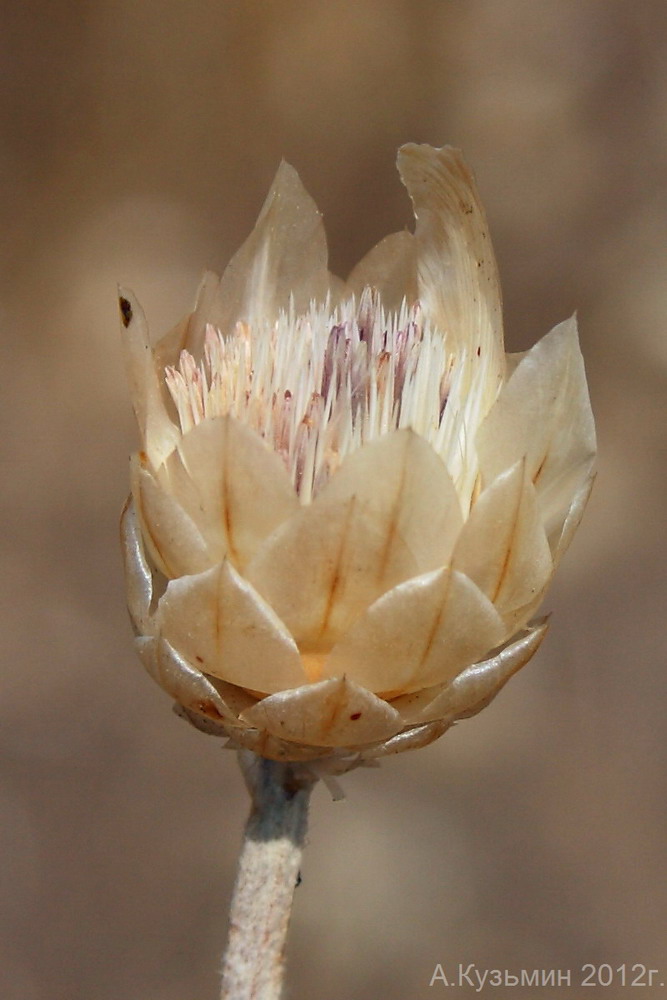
[{"left": 396, "top": 142, "right": 466, "bottom": 172}]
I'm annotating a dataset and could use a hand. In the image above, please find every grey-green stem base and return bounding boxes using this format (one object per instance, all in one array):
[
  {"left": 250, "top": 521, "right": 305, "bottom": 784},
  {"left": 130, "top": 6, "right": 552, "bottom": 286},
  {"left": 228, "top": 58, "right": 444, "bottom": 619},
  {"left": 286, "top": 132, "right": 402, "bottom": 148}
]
[{"left": 220, "top": 751, "right": 316, "bottom": 1000}]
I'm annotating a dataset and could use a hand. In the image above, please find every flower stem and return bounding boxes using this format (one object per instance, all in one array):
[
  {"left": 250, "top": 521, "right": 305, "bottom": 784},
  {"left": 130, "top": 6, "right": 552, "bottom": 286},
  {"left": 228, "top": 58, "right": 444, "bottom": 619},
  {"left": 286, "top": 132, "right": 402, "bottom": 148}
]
[{"left": 220, "top": 751, "right": 317, "bottom": 1000}]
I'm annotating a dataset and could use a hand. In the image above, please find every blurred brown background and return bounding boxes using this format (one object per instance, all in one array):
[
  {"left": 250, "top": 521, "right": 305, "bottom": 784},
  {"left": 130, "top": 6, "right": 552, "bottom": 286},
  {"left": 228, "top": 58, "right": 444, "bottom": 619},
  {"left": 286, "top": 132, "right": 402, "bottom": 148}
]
[{"left": 1, "top": 2, "right": 666, "bottom": 998}]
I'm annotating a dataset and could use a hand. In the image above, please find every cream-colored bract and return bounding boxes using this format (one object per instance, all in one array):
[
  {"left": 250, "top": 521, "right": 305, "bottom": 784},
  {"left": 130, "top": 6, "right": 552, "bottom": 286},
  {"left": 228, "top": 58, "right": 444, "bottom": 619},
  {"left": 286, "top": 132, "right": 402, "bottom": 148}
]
[{"left": 120, "top": 143, "right": 596, "bottom": 766}]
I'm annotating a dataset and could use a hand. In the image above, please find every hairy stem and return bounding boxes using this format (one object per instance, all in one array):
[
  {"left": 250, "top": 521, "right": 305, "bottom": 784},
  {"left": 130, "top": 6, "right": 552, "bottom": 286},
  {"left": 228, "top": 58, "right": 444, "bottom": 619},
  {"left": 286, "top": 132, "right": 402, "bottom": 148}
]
[{"left": 220, "top": 751, "right": 317, "bottom": 1000}]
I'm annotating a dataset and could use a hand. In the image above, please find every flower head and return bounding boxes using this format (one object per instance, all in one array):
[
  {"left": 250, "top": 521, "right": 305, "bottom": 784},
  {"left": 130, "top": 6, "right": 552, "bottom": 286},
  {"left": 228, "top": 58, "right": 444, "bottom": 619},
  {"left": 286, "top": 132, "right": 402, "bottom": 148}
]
[{"left": 120, "top": 144, "right": 595, "bottom": 768}]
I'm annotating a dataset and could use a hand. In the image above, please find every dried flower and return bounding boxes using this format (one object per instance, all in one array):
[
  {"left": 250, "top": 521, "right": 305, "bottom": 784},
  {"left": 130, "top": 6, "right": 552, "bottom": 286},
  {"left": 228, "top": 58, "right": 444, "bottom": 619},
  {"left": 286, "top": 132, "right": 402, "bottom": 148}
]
[{"left": 120, "top": 144, "right": 595, "bottom": 768}]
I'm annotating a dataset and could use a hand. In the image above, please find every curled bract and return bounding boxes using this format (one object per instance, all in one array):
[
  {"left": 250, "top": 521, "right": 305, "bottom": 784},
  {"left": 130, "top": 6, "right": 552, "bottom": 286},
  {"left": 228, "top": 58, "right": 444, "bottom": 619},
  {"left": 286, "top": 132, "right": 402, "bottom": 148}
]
[{"left": 120, "top": 144, "right": 595, "bottom": 767}]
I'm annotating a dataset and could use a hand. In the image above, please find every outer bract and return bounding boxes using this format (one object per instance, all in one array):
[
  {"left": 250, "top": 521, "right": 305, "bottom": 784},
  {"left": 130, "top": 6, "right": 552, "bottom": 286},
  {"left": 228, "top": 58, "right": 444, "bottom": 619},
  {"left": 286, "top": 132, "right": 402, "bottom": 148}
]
[{"left": 120, "top": 144, "right": 595, "bottom": 769}]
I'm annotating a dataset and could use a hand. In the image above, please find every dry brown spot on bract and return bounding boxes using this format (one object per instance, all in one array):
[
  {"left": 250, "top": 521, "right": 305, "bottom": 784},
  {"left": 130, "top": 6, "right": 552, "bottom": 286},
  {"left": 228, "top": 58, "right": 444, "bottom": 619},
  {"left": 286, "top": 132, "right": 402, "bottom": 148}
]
[{"left": 119, "top": 296, "right": 133, "bottom": 328}]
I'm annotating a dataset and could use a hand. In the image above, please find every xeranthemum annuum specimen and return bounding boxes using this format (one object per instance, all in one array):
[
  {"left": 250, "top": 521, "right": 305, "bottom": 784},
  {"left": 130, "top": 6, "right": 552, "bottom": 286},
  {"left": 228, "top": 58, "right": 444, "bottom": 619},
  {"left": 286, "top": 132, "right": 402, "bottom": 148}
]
[{"left": 121, "top": 144, "right": 595, "bottom": 769}]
